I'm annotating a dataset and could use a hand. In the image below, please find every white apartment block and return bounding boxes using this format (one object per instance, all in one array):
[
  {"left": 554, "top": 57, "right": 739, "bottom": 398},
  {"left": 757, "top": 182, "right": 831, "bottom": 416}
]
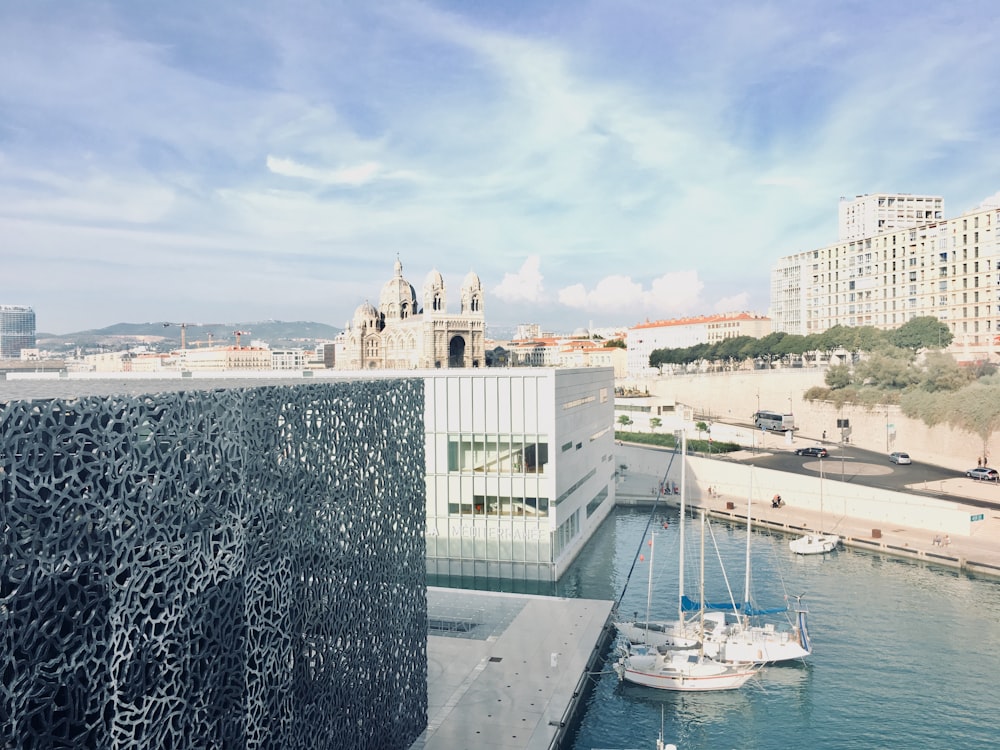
[
  {"left": 838, "top": 193, "right": 944, "bottom": 241},
  {"left": 627, "top": 313, "right": 772, "bottom": 375},
  {"left": 772, "top": 195, "right": 1000, "bottom": 362}
]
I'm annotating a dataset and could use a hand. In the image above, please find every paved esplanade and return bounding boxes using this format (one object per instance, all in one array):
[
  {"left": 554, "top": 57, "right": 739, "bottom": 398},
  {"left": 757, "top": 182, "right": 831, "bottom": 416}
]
[{"left": 412, "top": 589, "right": 614, "bottom": 750}]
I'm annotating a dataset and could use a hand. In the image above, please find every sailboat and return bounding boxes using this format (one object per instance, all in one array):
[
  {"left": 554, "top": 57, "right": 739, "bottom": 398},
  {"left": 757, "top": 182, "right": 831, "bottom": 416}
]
[
  {"left": 614, "top": 512, "right": 759, "bottom": 691},
  {"left": 613, "top": 434, "right": 759, "bottom": 691},
  {"left": 789, "top": 456, "right": 840, "bottom": 555},
  {"left": 617, "top": 462, "right": 812, "bottom": 664}
]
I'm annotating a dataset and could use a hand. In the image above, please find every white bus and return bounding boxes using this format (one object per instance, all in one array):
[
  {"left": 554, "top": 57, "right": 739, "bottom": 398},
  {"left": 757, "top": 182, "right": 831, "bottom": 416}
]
[{"left": 754, "top": 410, "right": 795, "bottom": 432}]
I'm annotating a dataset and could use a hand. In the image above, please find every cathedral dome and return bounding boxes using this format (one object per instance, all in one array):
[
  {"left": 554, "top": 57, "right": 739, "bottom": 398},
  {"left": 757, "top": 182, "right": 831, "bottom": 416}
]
[
  {"left": 461, "top": 270, "right": 482, "bottom": 292},
  {"left": 423, "top": 267, "right": 447, "bottom": 314},
  {"left": 424, "top": 269, "right": 445, "bottom": 291},
  {"left": 353, "top": 301, "right": 379, "bottom": 327},
  {"left": 460, "top": 269, "right": 484, "bottom": 315},
  {"left": 379, "top": 258, "right": 418, "bottom": 321}
]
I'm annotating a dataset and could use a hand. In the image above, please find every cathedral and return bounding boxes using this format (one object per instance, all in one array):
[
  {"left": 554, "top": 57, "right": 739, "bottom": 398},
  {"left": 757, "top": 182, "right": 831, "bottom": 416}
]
[{"left": 333, "top": 259, "right": 486, "bottom": 369}]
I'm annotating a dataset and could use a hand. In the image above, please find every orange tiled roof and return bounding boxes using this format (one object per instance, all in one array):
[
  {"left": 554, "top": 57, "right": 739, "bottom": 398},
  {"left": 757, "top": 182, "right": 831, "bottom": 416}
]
[{"left": 631, "top": 312, "right": 770, "bottom": 330}]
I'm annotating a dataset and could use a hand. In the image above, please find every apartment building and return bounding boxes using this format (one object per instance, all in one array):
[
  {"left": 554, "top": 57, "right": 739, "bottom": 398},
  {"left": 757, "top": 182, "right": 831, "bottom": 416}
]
[
  {"left": 626, "top": 312, "right": 772, "bottom": 375},
  {"left": 772, "top": 193, "right": 1000, "bottom": 362},
  {"left": 838, "top": 193, "right": 944, "bottom": 241}
]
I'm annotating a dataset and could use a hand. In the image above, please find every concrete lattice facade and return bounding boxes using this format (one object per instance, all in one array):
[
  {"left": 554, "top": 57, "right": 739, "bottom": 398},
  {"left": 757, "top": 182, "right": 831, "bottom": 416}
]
[{"left": 1, "top": 380, "right": 427, "bottom": 749}]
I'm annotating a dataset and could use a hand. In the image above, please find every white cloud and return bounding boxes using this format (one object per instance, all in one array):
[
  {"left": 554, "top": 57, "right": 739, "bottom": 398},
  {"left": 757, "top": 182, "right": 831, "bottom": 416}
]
[
  {"left": 713, "top": 292, "right": 751, "bottom": 313},
  {"left": 558, "top": 271, "right": 704, "bottom": 319},
  {"left": 493, "top": 256, "right": 545, "bottom": 303},
  {"left": 266, "top": 156, "right": 381, "bottom": 185}
]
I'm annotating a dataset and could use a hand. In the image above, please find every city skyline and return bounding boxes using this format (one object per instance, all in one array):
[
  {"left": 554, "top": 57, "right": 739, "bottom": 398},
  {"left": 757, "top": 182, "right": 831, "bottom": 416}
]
[{"left": 3, "top": 1, "right": 999, "bottom": 335}]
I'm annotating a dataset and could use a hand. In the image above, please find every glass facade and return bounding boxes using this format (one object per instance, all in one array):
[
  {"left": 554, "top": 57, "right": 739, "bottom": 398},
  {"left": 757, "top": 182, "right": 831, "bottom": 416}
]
[
  {"left": 0, "top": 304, "right": 36, "bottom": 358},
  {"left": 423, "top": 369, "right": 615, "bottom": 582}
]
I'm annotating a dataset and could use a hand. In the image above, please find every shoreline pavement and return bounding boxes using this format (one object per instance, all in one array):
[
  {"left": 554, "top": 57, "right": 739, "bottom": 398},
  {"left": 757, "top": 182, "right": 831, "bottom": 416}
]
[{"left": 615, "top": 444, "right": 1000, "bottom": 580}]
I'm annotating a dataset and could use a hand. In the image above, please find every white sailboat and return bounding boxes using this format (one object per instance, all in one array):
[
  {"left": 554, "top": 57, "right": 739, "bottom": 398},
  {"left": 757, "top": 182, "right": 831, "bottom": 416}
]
[
  {"left": 614, "top": 433, "right": 759, "bottom": 691},
  {"left": 789, "top": 457, "right": 840, "bottom": 555},
  {"left": 618, "top": 463, "right": 812, "bottom": 664},
  {"left": 614, "top": 511, "right": 759, "bottom": 691}
]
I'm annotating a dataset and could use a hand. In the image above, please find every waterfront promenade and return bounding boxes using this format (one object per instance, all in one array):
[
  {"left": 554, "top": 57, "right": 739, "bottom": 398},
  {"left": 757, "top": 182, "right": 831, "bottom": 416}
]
[{"left": 615, "top": 443, "right": 1000, "bottom": 579}]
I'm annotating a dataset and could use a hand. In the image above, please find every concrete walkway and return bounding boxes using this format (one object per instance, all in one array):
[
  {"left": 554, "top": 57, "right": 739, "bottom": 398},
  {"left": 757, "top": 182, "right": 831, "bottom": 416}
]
[{"left": 615, "top": 444, "right": 1000, "bottom": 579}]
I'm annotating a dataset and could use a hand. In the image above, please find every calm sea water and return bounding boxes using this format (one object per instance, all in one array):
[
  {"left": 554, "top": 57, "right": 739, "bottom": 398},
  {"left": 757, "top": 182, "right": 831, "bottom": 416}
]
[{"left": 555, "top": 507, "right": 1000, "bottom": 750}]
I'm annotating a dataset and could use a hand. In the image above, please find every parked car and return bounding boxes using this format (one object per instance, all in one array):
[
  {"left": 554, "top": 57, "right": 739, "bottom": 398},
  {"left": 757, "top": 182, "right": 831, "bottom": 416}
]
[
  {"left": 889, "top": 452, "right": 912, "bottom": 465},
  {"left": 965, "top": 467, "right": 999, "bottom": 481},
  {"left": 794, "top": 446, "right": 828, "bottom": 458}
]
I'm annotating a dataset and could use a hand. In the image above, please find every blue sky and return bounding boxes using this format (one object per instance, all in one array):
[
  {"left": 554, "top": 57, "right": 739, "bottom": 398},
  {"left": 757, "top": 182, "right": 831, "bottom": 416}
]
[{"left": 3, "top": 1, "right": 999, "bottom": 336}]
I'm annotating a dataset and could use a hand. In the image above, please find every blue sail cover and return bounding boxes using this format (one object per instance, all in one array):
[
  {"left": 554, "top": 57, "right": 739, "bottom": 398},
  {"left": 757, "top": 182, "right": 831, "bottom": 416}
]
[{"left": 680, "top": 595, "right": 788, "bottom": 616}]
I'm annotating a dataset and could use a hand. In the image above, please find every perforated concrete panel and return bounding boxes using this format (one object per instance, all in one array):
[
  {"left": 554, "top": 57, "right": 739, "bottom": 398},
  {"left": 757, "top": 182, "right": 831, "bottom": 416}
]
[{"left": 1, "top": 379, "right": 427, "bottom": 749}]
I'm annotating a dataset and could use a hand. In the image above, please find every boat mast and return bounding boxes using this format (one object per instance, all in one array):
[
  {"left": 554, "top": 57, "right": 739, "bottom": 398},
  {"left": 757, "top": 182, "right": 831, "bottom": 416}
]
[
  {"left": 645, "top": 530, "right": 654, "bottom": 638},
  {"left": 743, "top": 467, "right": 752, "bottom": 621},
  {"left": 819, "top": 458, "right": 824, "bottom": 534},
  {"left": 698, "top": 509, "right": 706, "bottom": 655},
  {"left": 677, "top": 430, "right": 686, "bottom": 623}
]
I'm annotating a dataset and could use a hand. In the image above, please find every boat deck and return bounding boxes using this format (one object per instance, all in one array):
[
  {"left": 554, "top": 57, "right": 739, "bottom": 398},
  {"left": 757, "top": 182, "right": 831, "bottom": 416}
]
[{"left": 410, "top": 587, "right": 615, "bottom": 750}]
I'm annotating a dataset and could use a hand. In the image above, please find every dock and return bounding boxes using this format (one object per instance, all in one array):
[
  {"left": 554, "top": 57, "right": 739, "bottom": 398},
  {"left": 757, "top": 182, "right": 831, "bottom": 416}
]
[
  {"left": 614, "top": 444, "right": 1000, "bottom": 579},
  {"left": 411, "top": 588, "right": 616, "bottom": 750}
]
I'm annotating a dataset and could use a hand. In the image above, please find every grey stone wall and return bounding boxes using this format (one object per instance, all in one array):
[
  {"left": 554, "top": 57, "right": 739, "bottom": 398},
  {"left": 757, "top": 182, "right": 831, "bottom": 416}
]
[{"left": 1, "top": 380, "right": 426, "bottom": 749}]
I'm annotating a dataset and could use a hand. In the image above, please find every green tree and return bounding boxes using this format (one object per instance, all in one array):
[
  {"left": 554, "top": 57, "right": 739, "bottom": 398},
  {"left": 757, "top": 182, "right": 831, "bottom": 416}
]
[
  {"left": 919, "top": 351, "right": 969, "bottom": 392},
  {"left": 606, "top": 338, "right": 626, "bottom": 348},
  {"left": 650, "top": 417, "right": 662, "bottom": 431},
  {"left": 888, "top": 316, "right": 952, "bottom": 350},
  {"left": 946, "top": 379, "right": 1000, "bottom": 460},
  {"left": 854, "top": 353, "right": 919, "bottom": 390},
  {"left": 617, "top": 414, "right": 634, "bottom": 431},
  {"left": 825, "top": 363, "right": 852, "bottom": 389}
]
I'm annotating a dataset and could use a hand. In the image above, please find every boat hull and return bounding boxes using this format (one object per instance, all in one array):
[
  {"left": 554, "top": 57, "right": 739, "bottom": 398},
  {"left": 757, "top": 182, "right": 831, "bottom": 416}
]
[
  {"left": 614, "top": 645, "right": 758, "bottom": 692},
  {"left": 789, "top": 533, "right": 840, "bottom": 555}
]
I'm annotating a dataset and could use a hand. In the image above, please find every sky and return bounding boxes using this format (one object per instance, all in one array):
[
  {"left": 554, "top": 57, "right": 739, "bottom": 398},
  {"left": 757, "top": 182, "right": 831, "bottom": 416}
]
[{"left": 3, "top": 1, "right": 1000, "bottom": 337}]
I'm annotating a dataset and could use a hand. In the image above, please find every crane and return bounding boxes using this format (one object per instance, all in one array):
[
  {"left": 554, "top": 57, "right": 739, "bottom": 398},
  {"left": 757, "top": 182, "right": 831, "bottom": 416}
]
[
  {"left": 233, "top": 330, "right": 251, "bottom": 348},
  {"left": 162, "top": 322, "right": 189, "bottom": 350}
]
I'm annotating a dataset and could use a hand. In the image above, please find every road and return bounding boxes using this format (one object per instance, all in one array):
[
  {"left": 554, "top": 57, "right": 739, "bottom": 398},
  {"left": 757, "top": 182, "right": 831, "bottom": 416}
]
[{"left": 701, "top": 420, "right": 1000, "bottom": 511}]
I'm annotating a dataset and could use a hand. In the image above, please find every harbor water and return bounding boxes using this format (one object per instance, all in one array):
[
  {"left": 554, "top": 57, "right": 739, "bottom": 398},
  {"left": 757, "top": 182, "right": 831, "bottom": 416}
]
[{"left": 556, "top": 506, "right": 1000, "bottom": 750}]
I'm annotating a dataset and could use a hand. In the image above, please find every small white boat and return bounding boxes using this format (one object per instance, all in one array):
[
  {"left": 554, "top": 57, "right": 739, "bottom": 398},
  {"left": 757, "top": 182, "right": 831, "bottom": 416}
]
[
  {"left": 789, "top": 458, "right": 839, "bottom": 555},
  {"left": 789, "top": 532, "right": 840, "bottom": 555},
  {"left": 614, "top": 642, "right": 758, "bottom": 692}
]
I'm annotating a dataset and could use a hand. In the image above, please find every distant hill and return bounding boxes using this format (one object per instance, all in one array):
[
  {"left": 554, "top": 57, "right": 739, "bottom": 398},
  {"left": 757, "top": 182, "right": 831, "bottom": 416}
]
[{"left": 36, "top": 321, "right": 342, "bottom": 354}]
